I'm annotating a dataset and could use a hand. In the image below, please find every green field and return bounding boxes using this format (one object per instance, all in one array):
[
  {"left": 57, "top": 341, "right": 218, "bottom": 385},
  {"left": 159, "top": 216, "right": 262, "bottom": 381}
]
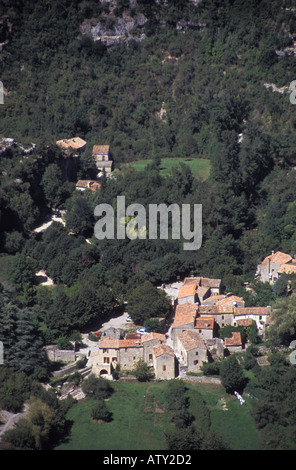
[
  {"left": 122, "top": 158, "right": 211, "bottom": 180},
  {"left": 55, "top": 381, "right": 260, "bottom": 451}
]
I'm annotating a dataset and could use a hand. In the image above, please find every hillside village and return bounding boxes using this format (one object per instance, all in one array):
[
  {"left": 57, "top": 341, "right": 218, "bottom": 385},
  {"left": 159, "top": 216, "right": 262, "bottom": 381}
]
[{"left": 91, "top": 272, "right": 272, "bottom": 381}]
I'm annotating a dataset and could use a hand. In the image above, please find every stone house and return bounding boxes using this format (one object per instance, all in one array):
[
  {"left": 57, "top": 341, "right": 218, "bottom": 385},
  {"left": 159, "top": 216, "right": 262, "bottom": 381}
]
[
  {"left": 92, "top": 337, "right": 119, "bottom": 376},
  {"left": 233, "top": 307, "right": 271, "bottom": 333},
  {"left": 198, "top": 305, "right": 234, "bottom": 328},
  {"left": 177, "top": 282, "right": 198, "bottom": 305},
  {"left": 56, "top": 137, "right": 87, "bottom": 156},
  {"left": 195, "top": 316, "right": 215, "bottom": 341},
  {"left": 118, "top": 338, "right": 143, "bottom": 370},
  {"left": 224, "top": 332, "right": 242, "bottom": 353},
  {"left": 170, "top": 302, "right": 197, "bottom": 347},
  {"left": 152, "top": 344, "right": 175, "bottom": 380},
  {"left": 92, "top": 144, "right": 113, "bottom": 175},
  {"left": 142, "top": 332, "right": 166, "bottom": 365},
  {"left": 176, "top": 330, "right": 208, "bottom": 373},
  {"left": 76, "top": 180, "right": 101, "bottom": 192},
  {"left": 256, "top": 251, "right": 293, "bottom": 284}
]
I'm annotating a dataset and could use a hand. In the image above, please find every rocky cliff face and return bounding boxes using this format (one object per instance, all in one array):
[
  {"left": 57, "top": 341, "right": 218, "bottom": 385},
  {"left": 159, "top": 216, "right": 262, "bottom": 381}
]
[{"left": 80, "top": 11, "right": 148, "bottom": 46}]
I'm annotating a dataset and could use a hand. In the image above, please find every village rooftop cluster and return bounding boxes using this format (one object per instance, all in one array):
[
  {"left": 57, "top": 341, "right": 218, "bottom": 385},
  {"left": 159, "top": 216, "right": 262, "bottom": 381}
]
[{"left": 91, "top": 270, "right": 272, "bottom": 381}]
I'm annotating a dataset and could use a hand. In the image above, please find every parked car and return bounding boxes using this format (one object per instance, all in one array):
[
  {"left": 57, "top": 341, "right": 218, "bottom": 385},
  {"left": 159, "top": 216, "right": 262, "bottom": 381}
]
[{"left": 137, "top": 327, "right": 148, "bottom": 335}]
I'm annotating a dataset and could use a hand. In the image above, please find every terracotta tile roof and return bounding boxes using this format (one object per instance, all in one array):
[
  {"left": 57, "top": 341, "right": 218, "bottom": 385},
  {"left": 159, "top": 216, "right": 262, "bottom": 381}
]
[
  {"left": 195, "top": 316, "right": 214, "bottom": 330},
  {"left": 196, "top": 286, "right": 210, "bottom": 297},
  {"left": 125, "top": 333, "right": 141, "bottom": 340},
  {"left": 183, "top": 277, "right": 221, "bottom": 289},
  {"left": 173, "top": 303, "right": 197, "bottom": 327},
  {"left": 278, "top": 264, "right": 296, "bottom": 274},
  {"left": 98, "top": 337, "right": 119, "bottom": 349},
  {"left": 259, "top": 251, "right": 292, "bottom": 266},
  {"left": 224, "top": 332, "right": 242, "bottom": 347},
  {"left": 198, "top": 305, "right": 233, "bottom": 315},
  {"left": 201, "top": 295, "right": 227, "bottom": 306},
  {"left": 56, "top": 137, "right": 87, "bottom": 150},
  {"left": 119, "top": 339, "right": 142, "bottom": 348},
  {"left": 184, "top": 277, "right": 201, "bottom": 285},
  {"left": 153, "top": 344, "right": 174, "bottom": 358},
  {"left": 177, "top": 282, "right": 197, "bottom": 299},
  {"left": 92, "top": 144, "right": 110, "bottom": 155},
  {"left": 141, "top": 332, "right": 165, "bottom": 343},
  {"left": 216, "top": 295, "right": 245, "bottom": 307},
  {"left": 177, "top": 330, "right": 207, "bottom": 351},
  {"left": 76, "top": 180, "right": 101, "bottom": 191},
  {"left": 199, "top": 277, "right": 222, "bottom": 289},
  {"left": 233, "top": 307, "right": 270, "bottom": 317}
]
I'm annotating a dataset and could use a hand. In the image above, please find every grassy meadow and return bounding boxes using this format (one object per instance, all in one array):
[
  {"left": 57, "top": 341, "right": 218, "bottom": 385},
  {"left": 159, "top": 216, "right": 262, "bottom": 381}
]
[
  {"left": 121, "top": 158, "right": 211, "bottom": 180},
  {"left": 55, "top": 380, "right": 260, "bottom": 451}
]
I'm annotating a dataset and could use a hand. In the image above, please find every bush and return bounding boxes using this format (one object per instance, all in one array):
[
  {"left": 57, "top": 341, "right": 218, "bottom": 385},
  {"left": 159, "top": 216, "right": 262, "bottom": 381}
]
[
  {"left": 91, "top": 399, "right": 112, "bottom": 423},
  {"left": 82, "top": 374, "right": 113, "bottom": 399},
  {"left": 200, "top": 361, "right": 220, "bottom": 376}
]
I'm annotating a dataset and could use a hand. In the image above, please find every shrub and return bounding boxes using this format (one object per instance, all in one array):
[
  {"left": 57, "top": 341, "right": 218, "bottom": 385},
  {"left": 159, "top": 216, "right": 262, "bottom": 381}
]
[{"left": 91, "top": 399, "right": 112, "bottom": 423}]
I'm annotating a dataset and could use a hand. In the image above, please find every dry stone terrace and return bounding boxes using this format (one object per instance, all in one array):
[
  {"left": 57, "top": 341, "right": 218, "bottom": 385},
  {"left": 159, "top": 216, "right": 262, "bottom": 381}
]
[{"left": 91, "top": 276, "right": 271, "bottom": 380}]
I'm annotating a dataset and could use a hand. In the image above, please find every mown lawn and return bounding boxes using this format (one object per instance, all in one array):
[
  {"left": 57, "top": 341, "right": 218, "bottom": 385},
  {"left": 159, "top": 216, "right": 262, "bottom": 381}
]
[
  {"left": 55, "top": 380, "right": 260, "bottom": 451},
  {"left": 122, "top": 158, "right": 211, "bottom": 180},
  {"left": 195, "top": 383, "right": 261, "bottom": 450},
  {"left": 55, "top": 382, "right": 171, "bottom": 450}
]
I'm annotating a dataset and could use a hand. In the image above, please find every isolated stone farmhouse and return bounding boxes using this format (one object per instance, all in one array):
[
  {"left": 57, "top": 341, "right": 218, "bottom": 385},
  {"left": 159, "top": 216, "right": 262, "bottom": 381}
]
[
  {"left": 92, "top": 275, "right": 271, "bottom": 381},
  {"left": 92, "top": 144, "right": 113, "bottom": 175},
  {"left": 256, "top": 250, "right": 296, "bottom": 284}
]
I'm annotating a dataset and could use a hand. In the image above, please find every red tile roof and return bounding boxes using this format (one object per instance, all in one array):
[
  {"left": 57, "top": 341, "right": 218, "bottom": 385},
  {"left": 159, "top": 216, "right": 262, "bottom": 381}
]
[
  {"left": 153, "top": 344, "right": 174, "bottom": 358},
  {"left": 56, "top": 137, "right": 87, "bottom": 150},
  {"left": 141, "top": 332, "right": 165, "bottom": 343},
  {"left": 173, "top": 303, "right": 197, "bottom": 327},
  {"left": 177, "top": 330, "right": 207, "bottom": 350},
  {"left": 177, "top": 282, "right": 197, "bottom": 299},
  {"left": 195, "top": 317, "right": 214, "bottom": 330},
  {"left": 259, "top": 251, "right": 292, "bottom": 266},
  {"left": 224, "top": 332, "right": 242, "bottom": 347},
  {"left": 92, "top": 144, "right": 110, "bottom": 155}
]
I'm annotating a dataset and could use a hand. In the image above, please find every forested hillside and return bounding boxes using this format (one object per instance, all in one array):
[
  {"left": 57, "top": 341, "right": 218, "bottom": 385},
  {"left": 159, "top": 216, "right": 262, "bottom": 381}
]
[{"left": 2, "top": 0, "right": 296, "bottom": 451}]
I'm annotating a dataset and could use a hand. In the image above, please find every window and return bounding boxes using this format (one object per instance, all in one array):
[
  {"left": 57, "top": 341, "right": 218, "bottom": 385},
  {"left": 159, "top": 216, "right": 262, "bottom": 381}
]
[
  {"left": 112, "top": 357, "right": 117, "bottom": 362},
  {"left": 103, "top": 348, "right": 109, "bottom": 353},
  {"left": 162, "top": 365, "right": 166, "bottom": 371},
  {"left": 104, "top": 357, "right": 110, "bottom": 364},
  {"left": 195, "top": 351, "right": 198, "bottom": 356},
  {"left": 149, "top": 354, "right": 153, "bottom": 361},
  {"left": 194, "top": 360, "right": 198, "bottom": 365},
  {"left": 222, "top": 316, "right": 224, "bottom": 320}
]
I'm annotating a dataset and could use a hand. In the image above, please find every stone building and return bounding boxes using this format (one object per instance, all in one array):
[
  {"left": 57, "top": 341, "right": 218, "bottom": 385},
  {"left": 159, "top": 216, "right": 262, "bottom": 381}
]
[
  {"left": 152, "top": 344, "right": 175, "bottom": 380},
  {"left": 224, "top": 332, "right": 242, "bottom": 353},
  {"left": 92, "top": 144, "right": 113, "bottom": 175},
  {"left": 195, "top": 316, "right": 215, "bottom": 340},
  {"left": 170, "top": 302, "right": 197, "bottom": 348},
  {"left": 256, "top": 251, "right": 293, "bottom": 284},
  {"left": 142, "top": 332, "right": 166, "bottom": 365},
  {"left": 176, "top": 330, "right": 208, "bottom": 373}
]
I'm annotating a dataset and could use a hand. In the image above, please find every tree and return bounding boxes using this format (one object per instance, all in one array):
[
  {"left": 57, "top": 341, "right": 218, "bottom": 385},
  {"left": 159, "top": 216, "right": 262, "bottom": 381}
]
[
  {"left": 127, "top": 281, "right": 170, "bottom": 324},
  {"left": 220, "top": 355, "right": 246, "bottom": 393},
  {"left": 82, "top": 374, "right": 113, "bottom": 399},
  {"left": 91, "top": 399, "right": 112, "bottom": 423},
  {"left": 133, "top": 359, "right": 155, "bottom": 382},
  {"left": 41, "top": 164, "right": 64, "bottom": 207},
  {"left": 7, "top": 253, "right": 36, "bottom": 289},
  {"left": 267, "top": 294, "right": 296, "bottom": 346}
]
